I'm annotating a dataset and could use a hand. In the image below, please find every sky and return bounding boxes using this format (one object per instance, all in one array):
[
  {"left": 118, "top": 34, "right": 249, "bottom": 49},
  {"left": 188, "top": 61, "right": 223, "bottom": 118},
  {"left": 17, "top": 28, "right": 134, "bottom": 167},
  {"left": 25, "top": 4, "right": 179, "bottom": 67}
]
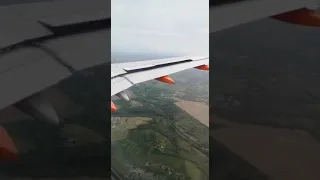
[{"left": 112, "top": 0, "right": 208, "bottom": 56}]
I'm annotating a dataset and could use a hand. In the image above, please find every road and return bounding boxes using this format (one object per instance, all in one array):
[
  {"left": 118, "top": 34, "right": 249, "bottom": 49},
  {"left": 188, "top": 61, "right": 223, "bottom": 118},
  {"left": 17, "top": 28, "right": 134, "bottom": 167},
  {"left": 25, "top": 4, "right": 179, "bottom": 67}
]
[{"left": 111, "top": 168, "right": 123, "bottom": 180}]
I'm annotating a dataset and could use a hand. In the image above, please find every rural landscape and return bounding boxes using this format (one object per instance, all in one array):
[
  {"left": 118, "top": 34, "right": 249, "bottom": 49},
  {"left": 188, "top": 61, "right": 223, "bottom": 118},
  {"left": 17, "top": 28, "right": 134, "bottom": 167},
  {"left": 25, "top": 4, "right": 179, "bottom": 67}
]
[
  {"left": 2, "top": 16, "right": 320, "bottom": 180},
  {"left": 0, "top": 53, "right": 210, "bottom": 180},
  {"left": 111, "top": 55, "right": 210, "bottom": 180}
]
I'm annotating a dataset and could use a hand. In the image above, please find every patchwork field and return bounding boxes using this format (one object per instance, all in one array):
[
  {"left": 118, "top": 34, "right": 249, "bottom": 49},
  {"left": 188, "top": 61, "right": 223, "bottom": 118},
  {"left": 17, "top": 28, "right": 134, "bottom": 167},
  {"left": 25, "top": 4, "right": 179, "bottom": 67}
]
[
  {"left": 111, "top": 117, "right": 152, "bottom": 142},
  {"left": 111, "top": 103, "right": 209, "bottom": 180},
  {"left": 175, "top": 100, "right": 209, "bottom": 127}
]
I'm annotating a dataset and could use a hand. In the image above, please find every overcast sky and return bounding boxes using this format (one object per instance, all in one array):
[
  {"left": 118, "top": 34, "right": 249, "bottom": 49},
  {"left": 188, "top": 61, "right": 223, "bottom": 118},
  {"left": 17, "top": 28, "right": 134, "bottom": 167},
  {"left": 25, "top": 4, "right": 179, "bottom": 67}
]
[{"left": 112, "top": 0, "right": 208, "bottom": 56}]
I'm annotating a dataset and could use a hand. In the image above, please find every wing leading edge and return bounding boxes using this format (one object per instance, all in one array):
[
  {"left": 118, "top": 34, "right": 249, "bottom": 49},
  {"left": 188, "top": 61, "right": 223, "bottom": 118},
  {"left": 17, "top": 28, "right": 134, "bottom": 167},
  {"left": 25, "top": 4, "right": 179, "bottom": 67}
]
[{"left": 111, "top": 56, "right": 209, "bottom": 112}]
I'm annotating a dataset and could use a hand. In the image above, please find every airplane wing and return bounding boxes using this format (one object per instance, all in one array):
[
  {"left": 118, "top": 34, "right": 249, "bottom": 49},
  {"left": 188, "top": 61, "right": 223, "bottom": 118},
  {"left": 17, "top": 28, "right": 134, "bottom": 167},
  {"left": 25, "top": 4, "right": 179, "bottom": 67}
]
[
  {"left": 0, "top": 0, "right": 110, "bottom": 124},
  {"left": 1, "top": 0, "right": 319, "bottom": 119},
  {"left": 110, "top": 0, "right": 320, "bottom": 112},
  {"left": 210, "top": 0, "right": 320, "bottom": 33},
  {"left": 111, "top": 56, "right": 209, "bottom": 112}
]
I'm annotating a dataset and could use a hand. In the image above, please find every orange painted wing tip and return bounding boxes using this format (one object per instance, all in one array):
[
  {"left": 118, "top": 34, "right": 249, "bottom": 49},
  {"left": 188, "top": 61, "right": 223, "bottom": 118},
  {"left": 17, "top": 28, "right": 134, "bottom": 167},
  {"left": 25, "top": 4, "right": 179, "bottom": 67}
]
[
  {"left": 156, "top": 75, "right": 175, "bottom": 84},
  {"left": 273, "top": 8, "right": 320, "bottom": 27},
  {"left": 0, "top": 127, "right": 18, "bottom": 162},
  {"left": 195, "top": 65, "right": 209, "bottom": 71},
  {"left": 111, "top": 101, "right": 117, "bottom": 112}
]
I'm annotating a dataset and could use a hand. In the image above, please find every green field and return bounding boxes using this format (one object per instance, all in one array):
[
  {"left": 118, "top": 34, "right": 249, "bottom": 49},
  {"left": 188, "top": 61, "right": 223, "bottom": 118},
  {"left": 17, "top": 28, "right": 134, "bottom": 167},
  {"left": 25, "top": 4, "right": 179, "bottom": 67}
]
[{"left": 111, "top": 86, "right": 209, "bottom": 180}]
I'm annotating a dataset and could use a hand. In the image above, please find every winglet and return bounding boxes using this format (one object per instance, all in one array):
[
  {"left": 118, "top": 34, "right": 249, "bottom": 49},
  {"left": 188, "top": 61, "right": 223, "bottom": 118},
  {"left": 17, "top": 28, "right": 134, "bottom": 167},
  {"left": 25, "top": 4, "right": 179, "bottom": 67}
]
[
  {"left": 0, "top": 126, "right": 18, "bottom": 162},
  {"left": 273, "top": 8, "right": 320, "bottom": 27},
  {"left": 111, "top": 101, "right": 117, "bottom": 112},
  {"left": 195, "top": 65, "right": 209, "bottom": 71},
  {"left": 156, "top": 75, "right": 175, "bottom": 84}
]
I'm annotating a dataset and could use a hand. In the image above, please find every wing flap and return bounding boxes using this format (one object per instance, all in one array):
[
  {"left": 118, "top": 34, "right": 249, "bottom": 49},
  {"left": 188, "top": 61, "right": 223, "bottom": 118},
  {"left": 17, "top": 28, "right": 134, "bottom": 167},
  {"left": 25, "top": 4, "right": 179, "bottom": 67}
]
[
  {"left": 124, "top": 59, "right": 209, "bottom": 84},
  {"left": 0, "top": 21, "right": 52, "bottom": 49},
  {"left": 111, "top": 77, "right": 134, "bottom": 96},
  {"left": 111, "top": 64, "right": 127, "bottom": 78},
  {"left": 114, "top": 56, "right": 208, "bottom": 71},
  {"left": 43, "top": 29, "right": 109, "bottom": 71},
  {"left": 0, "top": 0, "right": 110, "bottom": 114},
  {"left": 0, "top": 48, "right": 71, "bottom": 111},
  {"left": 0, "top": 0, "right": 109, "bottom": 49},
  {"left": 111, "top": 57, "right": 209, "bottom": 96}
]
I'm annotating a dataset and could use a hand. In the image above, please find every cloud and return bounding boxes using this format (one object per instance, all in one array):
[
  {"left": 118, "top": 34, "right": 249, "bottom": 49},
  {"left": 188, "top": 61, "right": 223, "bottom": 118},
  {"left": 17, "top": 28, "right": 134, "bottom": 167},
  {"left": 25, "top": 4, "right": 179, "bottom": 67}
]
[{"left": 112, "top": 0, "right": 208, "bottom": 56}]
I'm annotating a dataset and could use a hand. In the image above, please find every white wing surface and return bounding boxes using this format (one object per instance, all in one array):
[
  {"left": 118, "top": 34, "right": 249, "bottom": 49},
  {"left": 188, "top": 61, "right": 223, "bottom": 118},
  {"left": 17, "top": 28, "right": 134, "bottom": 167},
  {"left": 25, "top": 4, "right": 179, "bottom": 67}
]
[
  {"left": 0, "top": 0, "right": 109, "bottom": 123},
  {"left": 111, "top": 56, "right": 209, "bottom": 111}
]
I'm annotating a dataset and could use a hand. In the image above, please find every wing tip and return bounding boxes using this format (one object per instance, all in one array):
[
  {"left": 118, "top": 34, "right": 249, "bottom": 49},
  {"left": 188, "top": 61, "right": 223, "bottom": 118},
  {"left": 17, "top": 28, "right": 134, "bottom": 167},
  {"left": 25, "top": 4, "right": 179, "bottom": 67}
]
[
  {"left": 195, "top": 65, "right": 209, "bottom": 71},
  {"left": 273, "top": 8, "right": 320, "bottom": 27}
]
